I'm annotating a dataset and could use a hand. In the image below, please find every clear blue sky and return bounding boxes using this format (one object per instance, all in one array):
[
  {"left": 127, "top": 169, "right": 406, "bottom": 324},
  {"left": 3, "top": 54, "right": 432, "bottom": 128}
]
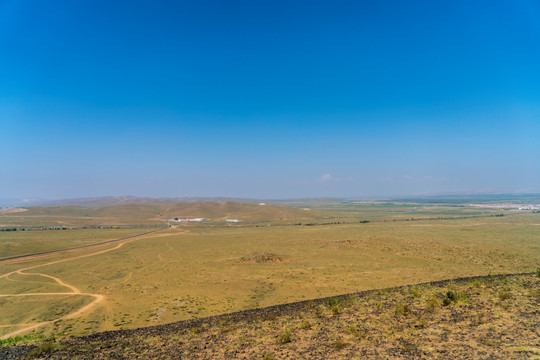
[{"left": 1, "top": 0, "right": 539, "bottom": 199}]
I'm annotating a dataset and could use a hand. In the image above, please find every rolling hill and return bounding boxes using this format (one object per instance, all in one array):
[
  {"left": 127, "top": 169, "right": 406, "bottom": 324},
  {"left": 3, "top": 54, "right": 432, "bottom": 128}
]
[{"left": 0, "top": 201, "right": 321, "bottom": 226}]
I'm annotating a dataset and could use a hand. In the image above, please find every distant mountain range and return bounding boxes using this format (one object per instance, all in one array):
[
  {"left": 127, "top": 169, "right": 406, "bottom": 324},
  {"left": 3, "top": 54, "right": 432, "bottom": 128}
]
[
  {"left": 0, "top": 196, "right": 270, "bottom": 208},
  {"left": 2, "top": 193, "right": 539, "bottom": 209}
]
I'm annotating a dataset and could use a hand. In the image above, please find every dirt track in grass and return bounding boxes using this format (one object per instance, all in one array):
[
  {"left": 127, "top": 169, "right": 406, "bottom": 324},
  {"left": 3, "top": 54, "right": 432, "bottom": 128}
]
[{"left": 0, "top": 230, "right": 169, "bottom": 340}]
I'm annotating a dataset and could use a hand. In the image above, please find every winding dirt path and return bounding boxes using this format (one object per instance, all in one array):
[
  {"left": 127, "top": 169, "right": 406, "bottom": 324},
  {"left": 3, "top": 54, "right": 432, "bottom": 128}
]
[{"left": 0, "top": 229, "right": 171, "bottom": 339}]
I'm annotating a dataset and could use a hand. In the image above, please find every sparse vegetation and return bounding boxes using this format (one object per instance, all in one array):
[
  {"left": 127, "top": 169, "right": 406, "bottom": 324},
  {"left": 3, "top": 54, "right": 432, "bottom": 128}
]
[
  {"left": 240, "top": 252, "right": 282, "bottom": 263},
  {"left": 330, "top": 338, "right": 347, "bottom": 349},
  {"left": 1, "top": 201, "right": 538, "bottom": 346},
  {"left": 26, "top": 340, "right": 59, "bottom": 357},
  {"left": 395, "top": 302, "right": 411, "bottom": 316},
  {"left": 443, "top": 290, "right": 457, "bottom": 306},
  {"left": 299, "top": 321, "right": 312, "bottom": 329},
  {"left": 1, "top": 273, "right": 537, "bottom": 359},
  {"left": 427, "top": 296, "right": 440, "bottom": 311},
  {"left": 277, "top": 327, "right": 292, "bottom": 344},
  {"left": 498, "top": 291, "right": 511, "bottom": 301}
]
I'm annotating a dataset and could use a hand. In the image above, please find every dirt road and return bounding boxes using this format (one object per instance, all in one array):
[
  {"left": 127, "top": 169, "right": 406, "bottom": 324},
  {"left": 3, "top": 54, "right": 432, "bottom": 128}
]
[{"left": 0, "top": 229, "right": 169, "bottom": 339}]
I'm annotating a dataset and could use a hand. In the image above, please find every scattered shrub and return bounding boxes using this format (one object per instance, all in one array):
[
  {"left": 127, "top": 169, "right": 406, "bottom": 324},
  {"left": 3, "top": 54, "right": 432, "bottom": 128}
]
[
  {"left": 240, "top": 252, "right": 282, "bottom": 263},
  {"left": 190, "top": 326, "right": 206, "bottom": 334},
  {"left": 471, "top": 279, "right": 483, "bottom": 288},
  {"left": 330, "top": 339, "right": 347, "bottom": 349},
  {"left": 442, "top": 290, "right": 470, "bottom": 305},
  {"left": 325, "top": 297, "right": 344, "bottom": 308},
  {"left": 443, "top": 290, "right": 458, "bottom": 306},
  {"left": 345, "top": 324, "right": 367, "bottom": 338},
  {"left": 427, "top": 297, "right": 440, "bottom": 311},
  {"left": 498, "top": 291, "right": 511, "bottom": 301},
  {"left": 442, "top": 297, "right": 452, "bottom": 306},
  {"left": 27, "top": 340, "right": 58, "bottom": 357},
  {"left": 277, "top": 327, "right": 292, "bottom": 344},
  {"left": 299, "top": 321, "right": 312, "bottom": 329},
  {"left": 415, "top": 316, "right": 427, "bottom": 329},
  {"left": 409, "top": 287, "right": 421, "bottom": 298},
  {"left": 314, "top": 305, "right": 325, "bottom": 318},
  {"left": 219, "top": 317, "right": 232, "bottom": 326},
  {"left": 395, "top": 303, "right": 411, "bottom": 316}
]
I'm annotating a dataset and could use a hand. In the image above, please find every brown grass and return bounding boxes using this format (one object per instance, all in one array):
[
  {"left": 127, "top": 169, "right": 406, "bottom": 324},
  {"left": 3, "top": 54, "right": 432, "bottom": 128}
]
[{"left": 3, "top": 273, "right": 537, "bottom": 359}]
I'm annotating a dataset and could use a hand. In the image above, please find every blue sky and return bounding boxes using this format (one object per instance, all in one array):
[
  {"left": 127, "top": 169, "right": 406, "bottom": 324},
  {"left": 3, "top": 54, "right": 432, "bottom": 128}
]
[{"left": 1, "top": 0, "right": 539, "bottom": 199}]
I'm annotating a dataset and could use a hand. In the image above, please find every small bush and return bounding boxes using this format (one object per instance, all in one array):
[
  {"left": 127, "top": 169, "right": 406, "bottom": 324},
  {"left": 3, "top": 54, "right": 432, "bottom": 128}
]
[
  {"left": 330, "top": 339, "right": 347, "bottom": 349},
  {"left": 277, "top": 327, "right": 292, "bottom": 344},
  {"left": 442, "top": 297, "right": 452, "bottom": 306},
  {"left": 345, "top": 324, "right": 367, "bottom": 338},
  {"left": 498, "top": 291, "right": 511, "bottom": 301},
  {"left": 442, "top": 290, "right": 470, "bottom": 306},
  {"left": 345, "top": 324, "right": 357, "bottom": 334},
  {"left": 395, "top": 303, "right": 411, "bottom": 316},
  {"left": 536, "top": 267, "right": 540, "bottom": 277},
  {"left": 313, "top": 305, "right": 325, "bottom": 318},
  {"left": 443, "top": 290, "right": 460, "bottom": 306},
  {"left": 410, "top": 287, "right": 421, "bottom": 298},
  {"left": 190, "top": 326, "right": 206, "bottom": 334},
  {"left": 427, "top": 297, "right": 440, "bottom": 311},
  {"left": 219, "top": 317, "right": 232, "bottom": 326},
  {"left": 446, "top": 290, "right": 457, "bottom": 301},
  {"left": 471, "top": 279, "right": 483, "bottom": 288},
  {"left": 299, "top": 321, "right": 312, "bottom": 329},
  {"left": 325, "top": 297, "right": 344, "bottom": 308}
]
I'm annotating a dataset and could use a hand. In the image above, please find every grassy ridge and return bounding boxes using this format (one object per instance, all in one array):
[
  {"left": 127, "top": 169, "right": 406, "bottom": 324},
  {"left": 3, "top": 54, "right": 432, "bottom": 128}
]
[{"left": 3, "top": 273, "right": 538, "bottom": 359}]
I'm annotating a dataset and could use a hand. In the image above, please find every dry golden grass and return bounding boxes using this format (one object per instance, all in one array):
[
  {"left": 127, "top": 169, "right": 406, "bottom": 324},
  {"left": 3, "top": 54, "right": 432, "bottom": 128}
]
[
  {"left": 0, "top": 211, "right": 538, "bottom": 340},
  {"left": 4, "top": 274, "right": 538, "bottom": 359},
  {"left": 0, "top": 202, "right": 321, "bottom": 226}
]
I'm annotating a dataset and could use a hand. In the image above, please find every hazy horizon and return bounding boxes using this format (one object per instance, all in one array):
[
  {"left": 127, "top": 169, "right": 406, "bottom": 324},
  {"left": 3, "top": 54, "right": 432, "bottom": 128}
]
[{"left": 2, "top": 1, "right": 539, "bottom": 199}]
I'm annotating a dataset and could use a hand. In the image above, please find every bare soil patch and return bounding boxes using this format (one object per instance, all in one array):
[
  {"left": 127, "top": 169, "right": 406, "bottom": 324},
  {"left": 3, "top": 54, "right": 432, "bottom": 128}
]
[{"left": 0, "top": 209, "right": 27, "bottom": 215}]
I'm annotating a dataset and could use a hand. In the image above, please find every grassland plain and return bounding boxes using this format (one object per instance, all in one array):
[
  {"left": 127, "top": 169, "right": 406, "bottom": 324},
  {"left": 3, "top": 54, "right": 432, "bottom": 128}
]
[
  {"left": 2, "top": 273, "right": 538, "bottom": 359},
  {"left": 0, "top": 228, "right": 159, "bottom": 259},
  {"left": 0, "top": 203, "right": 538, "bottom": 341},
  {"left": 0, "top": 202, "right": 321, "bottom": 226}
]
